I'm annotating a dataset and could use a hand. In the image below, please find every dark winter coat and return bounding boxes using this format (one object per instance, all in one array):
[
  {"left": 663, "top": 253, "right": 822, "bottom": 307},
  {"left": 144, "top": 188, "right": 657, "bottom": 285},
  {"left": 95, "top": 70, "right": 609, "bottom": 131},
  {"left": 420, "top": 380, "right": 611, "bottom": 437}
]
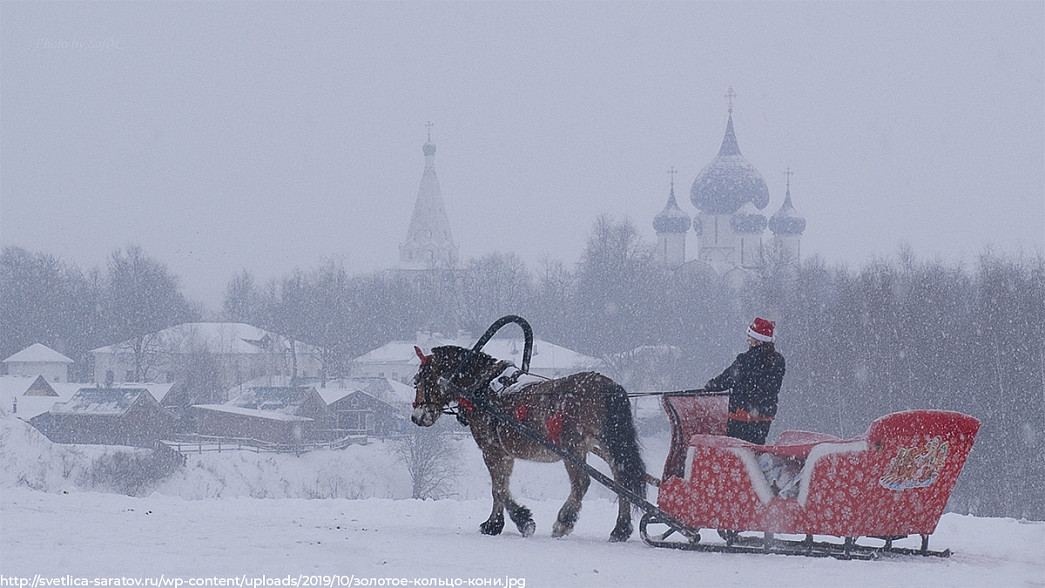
[{"left": 705, "top": 343, "right": 786, "bottom": 421}]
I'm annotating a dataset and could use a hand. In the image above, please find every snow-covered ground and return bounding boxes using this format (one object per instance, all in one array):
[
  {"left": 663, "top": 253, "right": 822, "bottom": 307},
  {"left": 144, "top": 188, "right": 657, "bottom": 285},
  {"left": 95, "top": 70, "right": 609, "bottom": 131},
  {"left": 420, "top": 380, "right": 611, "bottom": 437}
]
[{"left": 2, "top": 412, "right": 1043, "bottom": 587}]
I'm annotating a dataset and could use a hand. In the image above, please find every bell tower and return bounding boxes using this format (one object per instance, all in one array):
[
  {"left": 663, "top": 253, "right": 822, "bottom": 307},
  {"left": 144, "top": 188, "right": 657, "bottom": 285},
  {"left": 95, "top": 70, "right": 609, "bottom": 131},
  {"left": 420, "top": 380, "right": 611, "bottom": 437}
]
[{"left": 399, "top": 123, "right": 459, "bottom": 270}]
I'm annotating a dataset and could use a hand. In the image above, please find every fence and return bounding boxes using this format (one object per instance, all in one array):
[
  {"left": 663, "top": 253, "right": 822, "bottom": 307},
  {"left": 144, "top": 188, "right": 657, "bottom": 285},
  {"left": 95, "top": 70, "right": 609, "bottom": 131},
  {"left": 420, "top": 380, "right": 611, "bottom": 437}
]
[{"left": 161, "top": 433, "right": 368, "bottom": 455}]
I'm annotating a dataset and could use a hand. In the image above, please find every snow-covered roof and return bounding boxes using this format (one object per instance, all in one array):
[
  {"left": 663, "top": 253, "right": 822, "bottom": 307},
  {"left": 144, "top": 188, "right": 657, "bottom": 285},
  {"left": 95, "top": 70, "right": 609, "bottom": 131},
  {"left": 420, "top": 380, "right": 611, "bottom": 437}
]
[
  {"left": 193, "top": 404, "right": 312, "bottom": 422},
  {"left": 50, "top": 388, "right": 153, "bottom": 416},
  {"left": 355, "top": 335, "right": 601, "bottom": 374},
  {"left": 115, "top": 382, "right": 175, "bottom": 403},
  {"left": 224, "top": 375, "right": 414, "bottom": 406},
  {"left": 0, "top": 376, "right": 80, "bottom": 420},
  {"left": 318, "top": 377, "right": 416, "bottom": 406},
  {"left": 3, "top": 343, "right": 74, "bottom": 364},
  {"left": 89, "top": 322, "right": 323, "bottom": 356},
  {"left": 226, "top": 387, "right": 319, "bottom": 417}
]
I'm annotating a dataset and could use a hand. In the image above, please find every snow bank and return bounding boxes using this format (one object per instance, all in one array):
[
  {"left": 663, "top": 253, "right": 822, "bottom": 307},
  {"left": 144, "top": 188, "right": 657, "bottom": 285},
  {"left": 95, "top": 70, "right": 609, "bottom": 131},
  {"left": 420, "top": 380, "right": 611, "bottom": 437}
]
[
  {"left": 2, "top": 408, "right": 670, "bottom": 503},
  {"left": 0, "top": 408, "right": 151, "bottom": 493}
]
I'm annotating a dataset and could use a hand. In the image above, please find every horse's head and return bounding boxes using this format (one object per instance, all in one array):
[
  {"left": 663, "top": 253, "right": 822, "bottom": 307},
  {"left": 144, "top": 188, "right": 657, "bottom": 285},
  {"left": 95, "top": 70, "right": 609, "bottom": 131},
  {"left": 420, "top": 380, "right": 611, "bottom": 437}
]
[
  {"left": 411, "top": 345, "right": 494, "bottom": 427},
  {"left": 411, "top": 345, "right": 461, "bottom": 426}
]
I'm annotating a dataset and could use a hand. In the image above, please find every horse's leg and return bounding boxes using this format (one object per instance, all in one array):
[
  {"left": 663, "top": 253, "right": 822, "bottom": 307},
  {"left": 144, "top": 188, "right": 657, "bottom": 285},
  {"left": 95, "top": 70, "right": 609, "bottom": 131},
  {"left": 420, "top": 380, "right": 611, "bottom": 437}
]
[
  {"left": 479, "top": 450, "right": 508, "bottom": 535},
  {"left": 552, "top": 455, "right": 591, "bottom": 538},
  {"left": 495, "top": 457, "right": 535, "bottom": 537},
  {"left": 480, "top": 450, "right": 535, "bottom": 537},
  {"left": 608, "top": 459, "right": 634, "bottom": 542}
]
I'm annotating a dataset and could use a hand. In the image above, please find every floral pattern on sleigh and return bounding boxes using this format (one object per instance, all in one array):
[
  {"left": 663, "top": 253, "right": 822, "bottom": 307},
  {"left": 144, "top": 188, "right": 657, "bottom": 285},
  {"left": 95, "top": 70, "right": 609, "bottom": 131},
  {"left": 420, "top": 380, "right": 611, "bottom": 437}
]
[{"left": 656, "top": 400, "right": 980, "bottom": 539}]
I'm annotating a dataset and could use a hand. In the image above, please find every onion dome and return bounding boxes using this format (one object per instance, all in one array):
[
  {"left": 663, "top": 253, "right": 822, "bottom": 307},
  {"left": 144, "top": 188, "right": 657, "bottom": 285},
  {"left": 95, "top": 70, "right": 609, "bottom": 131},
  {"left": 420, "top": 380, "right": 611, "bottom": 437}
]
[
  {"left": 690, "top": 114, "right": 770, "bottom": 214},
  {"left": 769, "top": 188, "right": 807, "bottom": 235},
  {"left": 653, "top": 185, "right": 691, "bottom": 234},
  {"left": 423, "top": 139, "right": 436, "bottom": 157},
  {"left": 730, "top": 202, "right": 767, "bottom": 234}
]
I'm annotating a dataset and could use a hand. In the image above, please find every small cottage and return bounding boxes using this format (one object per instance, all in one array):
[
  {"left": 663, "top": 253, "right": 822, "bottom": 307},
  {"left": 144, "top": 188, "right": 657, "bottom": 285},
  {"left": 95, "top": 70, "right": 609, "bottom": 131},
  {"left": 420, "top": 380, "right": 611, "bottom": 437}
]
[
  {"left": 324, "top": 390, "right": 408, "bottom": 438},
  {"left": 30, "top": 387, "right": 175, "bottom": 447},
  {"left": 3, "top": 343, "right": 75, "bottom": 383},
  {"left": 192, "top": 386, "right": 334, "bottom": 445}
]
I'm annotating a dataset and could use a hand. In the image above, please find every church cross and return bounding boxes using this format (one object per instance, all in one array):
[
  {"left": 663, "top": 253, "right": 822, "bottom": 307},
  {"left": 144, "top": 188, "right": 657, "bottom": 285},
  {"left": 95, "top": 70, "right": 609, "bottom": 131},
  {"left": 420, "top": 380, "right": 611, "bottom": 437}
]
[
  {"left": 725, "top": 86, "right": 736, "bottom": 114},
  {"left": 425, "top": 121, "right": 433, "bottom": 141},
  {"left": 784, "top": 167, "right": 794, "bottom": 191},
  {"left": 667, "top": 166, "right": 677, "bottom": 190}
]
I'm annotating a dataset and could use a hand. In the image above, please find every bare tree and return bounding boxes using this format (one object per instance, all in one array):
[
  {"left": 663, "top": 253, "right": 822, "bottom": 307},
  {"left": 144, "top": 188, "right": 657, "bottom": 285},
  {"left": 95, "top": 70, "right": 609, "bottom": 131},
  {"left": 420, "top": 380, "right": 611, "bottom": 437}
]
[
  {"left": 102, "top": 245, "right": 197, "bottom": 382},
  {"left": 392, "top": 425, "right": 461, "bottom": 500}
]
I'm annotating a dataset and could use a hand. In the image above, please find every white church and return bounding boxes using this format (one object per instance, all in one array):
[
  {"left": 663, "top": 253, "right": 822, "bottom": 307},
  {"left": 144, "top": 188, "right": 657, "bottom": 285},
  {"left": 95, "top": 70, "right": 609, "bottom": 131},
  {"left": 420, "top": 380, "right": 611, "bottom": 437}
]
[
  {"left": 397, "top": 91, "right": 807, "bottom": 285},
  {"left": 398, "top": 124, "right": 459, "bottom": 272},
  {"left": 653, "top": 89, "right": 807, "bottom": 280}
]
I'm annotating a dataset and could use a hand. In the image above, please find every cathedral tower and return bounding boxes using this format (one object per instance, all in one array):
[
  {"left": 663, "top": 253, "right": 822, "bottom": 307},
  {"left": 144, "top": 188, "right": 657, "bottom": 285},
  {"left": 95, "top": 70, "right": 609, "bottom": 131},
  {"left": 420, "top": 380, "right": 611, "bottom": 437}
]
[
  {"left": 690, "top": 88, "right": 770, "bottom": 273},
  {"left": 768, "top": 170, "right": 807, "bottom": 265},
  {"left": 653, "top": 168, "right": 691, "bottom": 268},
  {"left": 399, "top": 124, "right": 458, "bottom": 270}
]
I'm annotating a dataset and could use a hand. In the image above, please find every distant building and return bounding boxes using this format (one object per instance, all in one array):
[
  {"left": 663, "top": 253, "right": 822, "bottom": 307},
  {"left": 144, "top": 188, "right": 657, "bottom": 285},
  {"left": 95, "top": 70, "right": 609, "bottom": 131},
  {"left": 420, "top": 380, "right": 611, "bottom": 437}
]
[
  {"left": 353, "top": 332, "right": 602, "bottom": 384},
  {"left": 399, "top": 126, "right": 459, "bottom": 272},
  {"left": 653, "top": 88, "right": 807, "bottom": 278},
  {"left": 193, "top": 386, "right": 335, "bottom": 444},
  {"left": 89, "top": 322, "right": 325, "bottom": 393},
  {"left": 3, "top": 343, "right": 74, "bottom": 383},
  {"left": 325, "top": 390, "right": 407, "bottom": 438},
  {"left": 29, "top": 387, "right": 175, "bottom": 447}
]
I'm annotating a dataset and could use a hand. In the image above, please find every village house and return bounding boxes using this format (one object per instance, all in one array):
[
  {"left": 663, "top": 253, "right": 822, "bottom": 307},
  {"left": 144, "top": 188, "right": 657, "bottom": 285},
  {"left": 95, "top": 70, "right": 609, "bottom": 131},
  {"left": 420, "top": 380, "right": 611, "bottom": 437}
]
[
  {"left": 29, "top": 387, "right": 176, "bottom": 447},
  {"left": 322, "top": 390, "right": 407, "bottom": 438},
  {"left": 192, "top": 386, "right": 335, "bottom": 445},
  {"left": 89, "top": 322, "right": 325, "bottom": 393},
  {"left": 3, "top": 343, "right": 75, "bottom": 383},
  {"left": 353, "top": 332, "right": 602, "bottom": 384}
]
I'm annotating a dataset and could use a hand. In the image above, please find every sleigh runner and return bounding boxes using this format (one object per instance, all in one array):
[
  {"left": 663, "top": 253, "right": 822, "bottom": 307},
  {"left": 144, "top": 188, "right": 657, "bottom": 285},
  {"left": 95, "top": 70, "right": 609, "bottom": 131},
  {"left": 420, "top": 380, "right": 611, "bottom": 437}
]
[{"left": 411, "top": 316, "right": 981, "bottom": 560}]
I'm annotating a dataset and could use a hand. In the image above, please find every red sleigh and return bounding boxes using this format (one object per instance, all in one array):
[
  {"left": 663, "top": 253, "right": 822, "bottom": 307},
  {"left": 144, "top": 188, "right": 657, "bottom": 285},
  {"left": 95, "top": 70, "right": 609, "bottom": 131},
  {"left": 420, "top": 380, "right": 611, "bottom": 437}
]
[{"left": 641, "top": 392, "right": 980, "bottom": 558}]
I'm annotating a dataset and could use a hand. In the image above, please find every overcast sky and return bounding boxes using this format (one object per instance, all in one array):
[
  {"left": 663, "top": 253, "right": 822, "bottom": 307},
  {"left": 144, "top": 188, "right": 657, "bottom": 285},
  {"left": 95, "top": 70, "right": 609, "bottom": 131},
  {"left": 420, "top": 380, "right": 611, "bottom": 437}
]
[{"left": 2, "top": 2, "right": 1042, "bottom": 310}]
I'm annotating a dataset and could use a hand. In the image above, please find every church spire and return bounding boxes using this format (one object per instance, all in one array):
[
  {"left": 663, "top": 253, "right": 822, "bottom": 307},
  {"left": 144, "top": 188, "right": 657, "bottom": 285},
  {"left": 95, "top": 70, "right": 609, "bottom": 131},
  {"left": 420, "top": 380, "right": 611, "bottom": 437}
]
[{"left": 399, "top": 124, "right": 458, "bottom": 270}]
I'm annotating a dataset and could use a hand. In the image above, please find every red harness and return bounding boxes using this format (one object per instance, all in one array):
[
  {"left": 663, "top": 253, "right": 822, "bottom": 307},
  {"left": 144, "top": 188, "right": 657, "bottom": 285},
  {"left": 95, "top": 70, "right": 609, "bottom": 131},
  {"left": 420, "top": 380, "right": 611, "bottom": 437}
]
[{"left": 460, "top": 398, "right": 564, "bottom": 444}]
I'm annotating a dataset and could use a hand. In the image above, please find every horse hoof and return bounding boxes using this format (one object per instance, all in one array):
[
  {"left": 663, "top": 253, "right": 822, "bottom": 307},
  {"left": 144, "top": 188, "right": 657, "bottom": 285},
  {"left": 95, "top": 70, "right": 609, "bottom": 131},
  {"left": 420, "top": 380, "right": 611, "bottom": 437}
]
[
  {"left": 609, "top": 525, "right": 633, "bottom": 542},
  {"left": 480, "top": 520, "right": 504, "bottom": 535},
  {"left": 519, "top": 520, "right": 535, "bottom": 537},
  {"left": 551, "top": 520, "right": 574, "bottom": 538}
]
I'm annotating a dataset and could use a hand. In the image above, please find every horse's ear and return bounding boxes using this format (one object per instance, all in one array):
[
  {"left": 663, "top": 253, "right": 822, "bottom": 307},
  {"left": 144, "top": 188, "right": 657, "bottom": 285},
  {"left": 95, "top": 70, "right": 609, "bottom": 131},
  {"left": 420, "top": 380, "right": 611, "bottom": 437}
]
[{"left": 414, "top": 345, "right": 431, "bottom": 365}]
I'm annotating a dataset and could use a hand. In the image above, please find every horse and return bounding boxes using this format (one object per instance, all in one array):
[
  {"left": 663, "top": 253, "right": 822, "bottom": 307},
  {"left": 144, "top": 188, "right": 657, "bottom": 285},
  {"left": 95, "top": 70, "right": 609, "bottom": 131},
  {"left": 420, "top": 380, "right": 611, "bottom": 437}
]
[{"left": 410, "top": 344, "right": 647, "bottom": 542}]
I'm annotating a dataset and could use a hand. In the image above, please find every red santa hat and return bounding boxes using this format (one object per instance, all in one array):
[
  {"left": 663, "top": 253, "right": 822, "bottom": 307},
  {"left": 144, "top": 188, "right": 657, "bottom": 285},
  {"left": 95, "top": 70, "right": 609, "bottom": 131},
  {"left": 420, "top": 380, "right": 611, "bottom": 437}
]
[{"left": 747, "top": 317, "right": 775, "bottom": 342}]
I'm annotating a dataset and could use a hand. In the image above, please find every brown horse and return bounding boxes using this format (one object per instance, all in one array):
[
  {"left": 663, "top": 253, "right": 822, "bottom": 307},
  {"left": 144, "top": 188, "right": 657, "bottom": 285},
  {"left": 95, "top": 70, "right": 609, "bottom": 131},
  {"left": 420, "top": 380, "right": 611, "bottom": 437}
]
[{"left": 410, "top": 345, "right": 646, "bottom": 541}]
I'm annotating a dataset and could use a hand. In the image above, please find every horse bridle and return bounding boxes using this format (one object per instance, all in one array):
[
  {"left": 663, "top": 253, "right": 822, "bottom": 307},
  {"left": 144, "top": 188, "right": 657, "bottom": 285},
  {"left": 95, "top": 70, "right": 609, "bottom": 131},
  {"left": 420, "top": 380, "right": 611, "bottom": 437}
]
[{"left": 413, "top": 346, "right": 488, "bottom": 417}]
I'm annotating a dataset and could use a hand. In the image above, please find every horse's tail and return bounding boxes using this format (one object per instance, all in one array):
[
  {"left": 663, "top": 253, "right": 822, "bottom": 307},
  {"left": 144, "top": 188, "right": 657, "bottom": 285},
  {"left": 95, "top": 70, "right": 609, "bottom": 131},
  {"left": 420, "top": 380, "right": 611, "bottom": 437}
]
[{"left": 602, "top": 381, "right": 647, "bottom": 504}]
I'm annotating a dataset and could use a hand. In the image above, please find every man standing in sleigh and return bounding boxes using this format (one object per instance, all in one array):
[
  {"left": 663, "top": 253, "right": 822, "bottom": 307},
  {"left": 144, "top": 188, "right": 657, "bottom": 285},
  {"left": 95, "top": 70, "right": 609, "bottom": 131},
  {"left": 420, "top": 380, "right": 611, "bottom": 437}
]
[{"left": 704, "top": 317, "right": 786, "bottom": 445}]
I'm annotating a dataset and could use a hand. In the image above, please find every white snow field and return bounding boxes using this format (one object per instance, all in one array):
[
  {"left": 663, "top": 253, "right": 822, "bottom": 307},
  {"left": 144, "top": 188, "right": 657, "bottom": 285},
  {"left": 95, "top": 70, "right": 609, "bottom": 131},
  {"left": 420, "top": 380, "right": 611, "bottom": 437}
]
[{"left": 2, "top": 412, "right": 1043, "bottom": 587}]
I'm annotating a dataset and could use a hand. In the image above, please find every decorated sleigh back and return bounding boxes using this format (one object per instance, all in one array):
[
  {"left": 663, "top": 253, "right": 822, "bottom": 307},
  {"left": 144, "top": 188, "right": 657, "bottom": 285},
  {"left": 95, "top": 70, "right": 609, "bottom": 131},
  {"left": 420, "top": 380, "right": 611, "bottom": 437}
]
[
  {"left": 795, "top": 410, "right": 980, "bottom": 536},
  {"left": 660, "top": 392, "right": 729, "bottom": 480},
  {"left": 657, "top": 409, "right": 980, "bottom": 538}
]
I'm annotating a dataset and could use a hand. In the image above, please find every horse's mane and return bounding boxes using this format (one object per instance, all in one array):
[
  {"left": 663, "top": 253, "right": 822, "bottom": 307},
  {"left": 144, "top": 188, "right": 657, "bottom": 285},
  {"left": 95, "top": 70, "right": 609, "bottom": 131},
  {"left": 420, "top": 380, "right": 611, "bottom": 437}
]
[{"left": 430, "top": 345, "right": 512, "bottom": 388}]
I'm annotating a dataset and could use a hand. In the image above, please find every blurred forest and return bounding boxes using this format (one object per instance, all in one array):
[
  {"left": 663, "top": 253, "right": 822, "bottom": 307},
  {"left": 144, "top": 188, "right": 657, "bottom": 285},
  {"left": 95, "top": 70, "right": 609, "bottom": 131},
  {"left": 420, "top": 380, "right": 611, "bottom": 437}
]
[{"left": 2, "top": 218, "right": 1042, "bottom": 519}]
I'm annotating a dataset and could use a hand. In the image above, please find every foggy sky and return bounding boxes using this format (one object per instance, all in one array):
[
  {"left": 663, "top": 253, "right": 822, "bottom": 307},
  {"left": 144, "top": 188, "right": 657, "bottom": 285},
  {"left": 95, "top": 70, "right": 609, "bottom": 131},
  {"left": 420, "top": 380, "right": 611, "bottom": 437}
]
[{"left": 1, "top": 2, "right": 1042, "bottom": 309}]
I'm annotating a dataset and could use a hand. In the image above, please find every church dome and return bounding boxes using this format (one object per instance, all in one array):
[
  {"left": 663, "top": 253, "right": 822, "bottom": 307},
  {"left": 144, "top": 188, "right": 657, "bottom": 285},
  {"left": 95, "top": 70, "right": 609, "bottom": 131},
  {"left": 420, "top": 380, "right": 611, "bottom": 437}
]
[
  {"left": 730, "top": 202, "right": 767, "bottom": 234},
  {"left": 423, "top": 140, "right": 436, "bottom": 157},
  {"left": 690, "top": 115, "right": 770, "bottom": 214},
  {"left": 769, "top": 189, "right": 807, "bottom": 235},
  {"left": 653, "top": 186, "right": 691, "bottom": 234}
]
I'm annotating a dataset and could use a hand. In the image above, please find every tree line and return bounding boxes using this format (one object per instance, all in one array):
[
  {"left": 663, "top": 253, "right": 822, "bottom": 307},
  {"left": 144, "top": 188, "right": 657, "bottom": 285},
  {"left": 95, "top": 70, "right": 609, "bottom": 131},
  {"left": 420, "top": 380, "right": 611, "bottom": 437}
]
[{"left": 2, "top": 221, "right": 1042, "bottom": 518}]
